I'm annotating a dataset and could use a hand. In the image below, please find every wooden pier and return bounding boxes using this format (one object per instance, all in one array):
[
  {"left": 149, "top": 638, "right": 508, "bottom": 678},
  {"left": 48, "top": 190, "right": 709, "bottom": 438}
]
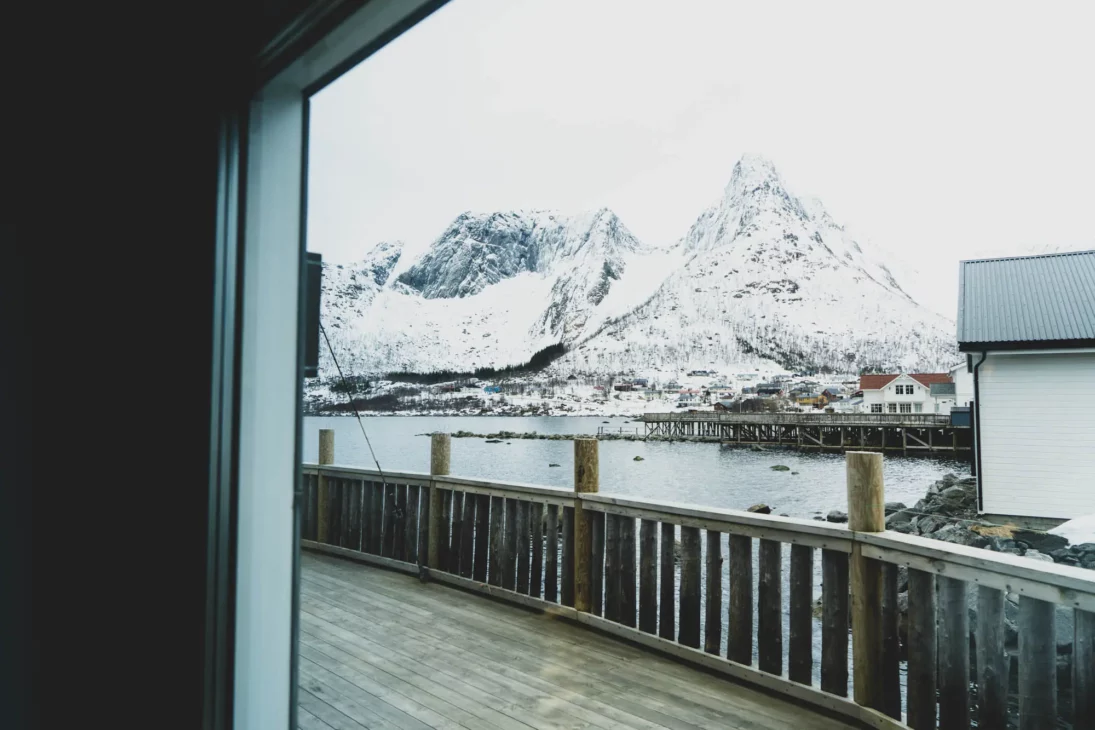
[
  {"left": 641, "top": 412, "right": 972, "bottom": 455},
  {"left": 301, "top": 431, "right": 1095, "bottom": 730}
]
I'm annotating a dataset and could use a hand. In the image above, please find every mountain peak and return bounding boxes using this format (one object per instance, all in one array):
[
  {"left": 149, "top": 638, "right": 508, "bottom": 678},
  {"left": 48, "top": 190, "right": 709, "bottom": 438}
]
[{"left": 724, "top": 154, "right": 785, "bottom": 197}]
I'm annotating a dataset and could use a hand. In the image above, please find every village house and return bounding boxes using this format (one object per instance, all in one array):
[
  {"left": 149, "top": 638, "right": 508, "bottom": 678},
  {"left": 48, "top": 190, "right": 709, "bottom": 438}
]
[
  {"left": 957, "top": 249, "right": 1095, "bottom": 521},
  {"left": 857, "top": 372, "right": 952, "bottom": 414}
]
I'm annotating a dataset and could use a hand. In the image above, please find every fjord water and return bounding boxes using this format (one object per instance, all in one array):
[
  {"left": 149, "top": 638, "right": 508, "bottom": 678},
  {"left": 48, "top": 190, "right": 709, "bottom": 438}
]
[{"left": 304, "top": 415, "right": 965, "bottom": 518}]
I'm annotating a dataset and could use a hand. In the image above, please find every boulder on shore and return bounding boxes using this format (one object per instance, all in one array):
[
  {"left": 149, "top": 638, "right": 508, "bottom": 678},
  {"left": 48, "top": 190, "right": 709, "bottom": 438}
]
[
  {"left": 826, "top": 510, "right": 848, "bottom": 524},
  {"left": 770, "top": 465, "right": 791, "bottom": 471},
  {"left": 747, "top": 504, "right": 772, "bottom": 514}
]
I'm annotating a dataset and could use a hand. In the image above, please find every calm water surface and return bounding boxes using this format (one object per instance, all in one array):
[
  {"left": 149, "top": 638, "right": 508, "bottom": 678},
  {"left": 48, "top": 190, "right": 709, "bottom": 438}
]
[{"left": 304, "top": 415, "right": 966, "bottom": 517}]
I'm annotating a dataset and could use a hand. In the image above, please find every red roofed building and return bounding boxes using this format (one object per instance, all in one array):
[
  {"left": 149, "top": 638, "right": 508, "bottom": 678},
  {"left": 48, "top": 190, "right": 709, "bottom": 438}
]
[{"left": 858, "top": 373, "right": 953, "bottom": 414}]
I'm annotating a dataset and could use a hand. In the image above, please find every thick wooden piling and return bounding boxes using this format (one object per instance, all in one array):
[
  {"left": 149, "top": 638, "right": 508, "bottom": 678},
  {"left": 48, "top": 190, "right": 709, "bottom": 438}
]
[
  {"left": 573, "top": 439, "right": 598, "bottom": 613},
  {"left": 847, "top": 451, "right": 884, "bottom": 711},
  {"left": 427, "top": 433, "right": 449, "bottom": 570}
]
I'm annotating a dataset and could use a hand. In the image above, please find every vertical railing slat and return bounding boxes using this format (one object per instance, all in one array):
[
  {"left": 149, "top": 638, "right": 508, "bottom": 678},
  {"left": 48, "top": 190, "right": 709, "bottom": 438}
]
[
  {"left": 446, "top": 491, "right": 462, "bottom": 574},
  {"left": 405, "top": 484, "right": 420, "bottom": 564},
  {"left": 544, "top": 504, "right": 558, "bottom": 602},
  {"left": 605, "top": 513, "right": 620, "bottom": 622},
  {"left": 704, "top": 530, "right": 722, "bottom": 655},
  {"left": 881, "top": 562, "right": 901, "bottom": 718},
  {"left": 1075, "top": 608, "right": 1095, "bottom": 730},
  {"left": 977, "top": 586, "right": 1008, "bottom": 730},
  {"left": 488, "top": 495, "right": 504, "bottom": 587},
  {"left": 591, "top": 511, "right": 605, "bottom": 617},
  {"left": 758, "top": 539, "right": 782, "bottom": 676},
  {"left": 1018, "top": 596, "right": 1057, "bottom": 730},
  {"left": 821, "top": 548, "right": 849, "bottom": 697},
  {"left": 473, "top": 494, "right": 489, "bottom": 582},
  {"left": 393, "top": 484, "right": 407, "bottom": 562},
  {"left": 659, "top": 522, "right": 675, "bottom": 641},
  {"left": 459, "top": 490, "right": 475, "bottom": 578},
  {"left": 529, "top": 502, "right": 543, "bottom": 598},
  {"left": 618, "top": 516, "right": 636, "bottom": 627},
  {"left": 504, "top": 498, "right": 518, "bottom": 590},
  {"left": 346, "top": 479, "right": 362, "bottom": 552},
  {"left": 906, "top": 568, "right": 937, "bottom": 729},
  {"left": 516, "top": 500, "right": 530, "bottom": 593},
  {"left": 729, "top": 534, "right": 753, "bottom": 665},
  {"left": 679, "top": 526, "right": 701, "bottom": 649},
  {"left": 639, "top": 519, "right": 657, "bottom": 633},
  {"left": 369, "top": 481, "right": 382, "bottom": 555},
  {"left": 561, "top": 506, "right": 575, "bottom": 606},
  {"left": 789, "top": 544, "right": 813, "bottom": 685},
  {"left": 438, "top": 488, "right": 452, "bottom": 570},
  {"left": 938, "top": 576, "right": 970, "bottom": 730}
]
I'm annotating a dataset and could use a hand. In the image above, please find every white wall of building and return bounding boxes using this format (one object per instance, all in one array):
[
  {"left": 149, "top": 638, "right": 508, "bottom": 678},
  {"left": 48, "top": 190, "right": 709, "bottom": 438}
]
[
  {"left": 951, "top": 362, "right": 974, "bottom": 407},
  {"left": 978, "top": 351, "right": 1095, "bottom": 518},
  {"left": 861, "top": 375, "right": 937, "bottom": 414}
]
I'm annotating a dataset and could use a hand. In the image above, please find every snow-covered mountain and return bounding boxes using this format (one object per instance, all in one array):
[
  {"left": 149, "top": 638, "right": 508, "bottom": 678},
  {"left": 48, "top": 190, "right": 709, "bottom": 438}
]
[{"left": 318, "top": 155, "right": 957, "bottom": 377}]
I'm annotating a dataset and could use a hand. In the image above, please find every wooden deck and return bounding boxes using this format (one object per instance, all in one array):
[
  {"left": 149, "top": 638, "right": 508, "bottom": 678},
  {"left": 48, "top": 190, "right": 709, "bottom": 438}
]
[{"left": 298, "top": 552, "right": 857, "bottom": 730}]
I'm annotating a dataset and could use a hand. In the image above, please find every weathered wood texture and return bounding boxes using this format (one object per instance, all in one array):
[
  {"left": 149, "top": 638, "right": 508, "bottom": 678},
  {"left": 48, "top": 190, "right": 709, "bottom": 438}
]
[
  {"left": 618, "top": 516, "right": 636, "bottom": 628},
  {"left": 406, "top": 484, "right": 420, "bottom": 565},
  {"left": 515, "top": 500, "right": 530, "bottom": 594},
  {"left": 976, "top": 586, "right": 1008, "bottom": 730},
  {"left": 382, "top": 482, "right": 397, "bottom": 559},
  {"left": 789, "top": 544, "right": 813, "bottom": 685},
  {"left": 488, "top": 495, "right": 504, "bottom": 588},
  {"left": 705, "top": 530, "right": 723, "bottom": 655},
  {"left": 757, "top": 539, "right": 782, "bottom": 676},
  {"left": 346, "top": 479, "right": 362, "bottom": 552},
  {"left": 1075, "top": 609, "right": 1095, "bottom": 730},
  {"left": 938, "top": 576, "right": 970, "bottom": 730},
  {"left": 880, "top": 562, "right": 900, "bottom": 719},
  {"left": 591, "top": 511, "right": 605, "bottom": 617},
  {"left": 1018, "top": 596, "right": 1056, "bottom": 730},
  {"left": 679, "top": 526, "right": 702, "bottom": 649},
  {"left": 728, "top": 534, "right": 753, "bottom": 665},
  {"left": 504, "top": 498, "right": 517, "bottom": 590},
  {"left": 316, "top": 430, "right": 334, "bottom": 543},
  {"left": 393, "top": 484, "right": 407, "bottom": 562},
  {"left": 369, "top": 481, "right": 382, "bottom": 555},
  {"left": 638, "top": 519, "right": 657, "bottom": 633},
  {"left": 544, "top": 504, "right": 558, "bottom": 602},
  {"left": 427, "top": 433, "right": 449, "bottom": 571},
  {"left": 446, "top": 490, "right": 461, "bottom": 573},
  {"left": 604, "top": 513, "right": 620, "bottom": 622},
  {"left": 300, "top": 552, "right": 862, "bottom": 730},
  {"left": 473, "top": 494, "right": 489, "bottom": 582},
  {"left": 659, "top": 522, "right": 675, "bottom": 641},
  {"left": 438, "top": 488, "right": 452, "bottom": 570},
  {"left": 573, "top": 439, "right": 598, "bottom": 613},
  {"left": 529, "top": 502, "right": 544, "bottom": 598},
  {"left": 459, "top": 489, "right": 475, "bottom": 578},
  {"left": 846, "top": 451, "right": 884, "bottom": 712},
  {"left": 821, "top": 549, "right": 849, "bottom": 697},
  {"left": 561, "top": 506, "right": 575, "bottom": 607},
  {"left": 905, "top": 568, "right": 936, "bottom": 729}
]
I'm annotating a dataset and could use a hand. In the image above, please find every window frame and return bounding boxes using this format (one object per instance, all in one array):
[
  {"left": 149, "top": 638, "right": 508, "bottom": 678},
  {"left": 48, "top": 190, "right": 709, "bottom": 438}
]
[
  {"left": 871, "top": 403, "right": 883, "bottom": 413},
  {"left": 887, "top": 403, "right": 898, "bottom": 413},
  {"left": 214, "top": 2, "right": 450, "bottom": 727}
]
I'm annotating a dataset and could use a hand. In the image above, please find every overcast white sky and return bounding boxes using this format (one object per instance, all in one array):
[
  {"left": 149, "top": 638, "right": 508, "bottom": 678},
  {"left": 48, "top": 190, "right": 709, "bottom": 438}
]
[{"left": 308, "top": 0, "right": 1095, "bottom": 317}]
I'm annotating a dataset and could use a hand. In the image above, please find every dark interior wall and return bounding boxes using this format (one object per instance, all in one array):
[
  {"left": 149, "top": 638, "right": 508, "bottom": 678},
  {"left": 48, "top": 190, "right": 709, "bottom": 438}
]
[{"left": 12, "top": 1, "right": 366, "bottom": 727}]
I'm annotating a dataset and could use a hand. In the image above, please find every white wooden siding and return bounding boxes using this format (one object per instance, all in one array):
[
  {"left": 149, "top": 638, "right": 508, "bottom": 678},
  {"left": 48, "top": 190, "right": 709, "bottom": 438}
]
[{"left": 979, "top": 352, "right": 1095, "bottom": 518}]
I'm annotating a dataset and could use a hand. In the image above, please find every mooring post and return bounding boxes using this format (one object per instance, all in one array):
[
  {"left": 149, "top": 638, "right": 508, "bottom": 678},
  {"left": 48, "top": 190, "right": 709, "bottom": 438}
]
[
  {"left": 316, "top": 429, "right": 334, "bottom": 543},
  {"left": 574, "top": 438, "right": 599, "bottom": 612},
  {"left": 847, "top": 450, "right": 885, "bottom": 712},
  {"left": 427, "top": 433, "right": 450, "bottom": 570}
]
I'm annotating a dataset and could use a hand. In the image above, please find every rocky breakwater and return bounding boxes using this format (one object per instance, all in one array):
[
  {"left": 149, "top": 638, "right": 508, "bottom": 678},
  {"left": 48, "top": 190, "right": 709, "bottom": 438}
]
[{"left": 873, "top": 473, "right": 1094, "bottom": 719}]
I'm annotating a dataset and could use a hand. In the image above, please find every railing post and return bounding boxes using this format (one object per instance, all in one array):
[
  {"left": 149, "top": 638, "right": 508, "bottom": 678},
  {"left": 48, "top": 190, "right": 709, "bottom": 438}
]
[
  {"left": 427, "top": 433, "right": 450, "bottom": 570},
  {"left": 846, "top": 451, "right": 885, "bottom": 712},
  {"left": 573, "top": 438, "right": 598, "bottom": 612},
  {"left": 316, "top": 429, "right": 334, "bottom": 543}
]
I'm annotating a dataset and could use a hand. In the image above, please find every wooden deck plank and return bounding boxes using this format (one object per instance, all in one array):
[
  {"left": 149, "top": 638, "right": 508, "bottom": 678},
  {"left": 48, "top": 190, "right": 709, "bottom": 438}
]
[
  {"left": 299, "top": 554, "right": 856, "bottom": 730},
  {"left": 301, "top": 556, "right": 854, "bottom": 730}
]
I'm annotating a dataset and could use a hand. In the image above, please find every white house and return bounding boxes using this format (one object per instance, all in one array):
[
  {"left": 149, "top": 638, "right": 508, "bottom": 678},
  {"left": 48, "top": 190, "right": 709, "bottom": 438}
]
[
  {"left": 959, "top": 249, "right": 1095, "bottom": 521},
  {"left": 858, "top": 373, "right": 952, "bottom": 414}
]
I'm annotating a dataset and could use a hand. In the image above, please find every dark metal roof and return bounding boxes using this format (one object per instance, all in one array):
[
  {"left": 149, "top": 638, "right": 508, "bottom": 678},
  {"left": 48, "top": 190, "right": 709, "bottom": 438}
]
[
  {"left": 957, "top": 250, "right": 1095, "bottom": 348},
  {"left": 930, "top": 383, "right": 956, "bottom": 397}
]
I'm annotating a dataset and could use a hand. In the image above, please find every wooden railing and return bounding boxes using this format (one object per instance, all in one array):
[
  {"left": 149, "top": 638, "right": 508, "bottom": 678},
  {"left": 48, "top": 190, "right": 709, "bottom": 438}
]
[
  {"left": 642, "top": 412, "right": 954, "bottom": 426},
  {"left": 300, "top": 431, "right": 1095, "bottom": 730}
]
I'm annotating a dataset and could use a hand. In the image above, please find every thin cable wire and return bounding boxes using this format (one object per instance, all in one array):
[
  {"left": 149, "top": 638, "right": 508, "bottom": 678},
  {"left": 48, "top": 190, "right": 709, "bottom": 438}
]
[{"left": 320, "top": 324, "right": 390, "bottom": 490}]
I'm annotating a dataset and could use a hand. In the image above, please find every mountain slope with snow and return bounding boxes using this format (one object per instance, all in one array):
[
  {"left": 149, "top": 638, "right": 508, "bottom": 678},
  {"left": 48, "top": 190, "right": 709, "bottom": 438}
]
[{"left": 317, "top": 155, "right": 957, "bottom": 378}]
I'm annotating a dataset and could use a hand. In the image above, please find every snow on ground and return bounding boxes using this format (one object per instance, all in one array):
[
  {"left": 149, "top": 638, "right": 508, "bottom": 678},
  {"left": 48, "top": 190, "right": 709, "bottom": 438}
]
[{"left": 1049, "top": 515, "right": 1095, "bottom": 546}]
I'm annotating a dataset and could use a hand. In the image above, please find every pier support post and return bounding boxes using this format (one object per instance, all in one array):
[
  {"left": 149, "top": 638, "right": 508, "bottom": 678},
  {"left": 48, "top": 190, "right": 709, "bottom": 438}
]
[
  {"left": 316, "top": 429, "right": 334, "bottom": 543},
  {"left": 847, "top": 451, "right": 885, "bottom": 712},
  {"left": 574, "top": 438, "right": 599, "bottom": 612},
  {"left": 427, "top": 433, "right": 451, "bottom": 570}
]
